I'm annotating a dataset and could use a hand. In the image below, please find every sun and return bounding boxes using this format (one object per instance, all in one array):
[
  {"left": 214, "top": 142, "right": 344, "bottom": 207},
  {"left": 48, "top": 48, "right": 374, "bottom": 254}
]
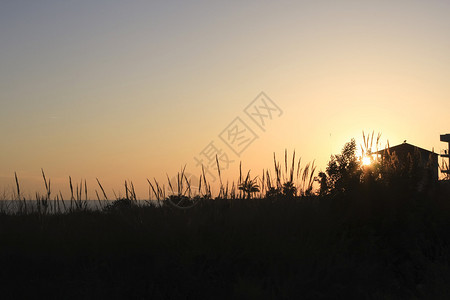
[{"left": 362, "top": 156, "right": 372, "bottom": 166}]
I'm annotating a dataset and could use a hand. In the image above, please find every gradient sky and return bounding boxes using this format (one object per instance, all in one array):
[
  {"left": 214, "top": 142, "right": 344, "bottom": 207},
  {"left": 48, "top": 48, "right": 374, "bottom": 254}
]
[{"left": 1, "top": 0, "right": 449, "bottom": 198}]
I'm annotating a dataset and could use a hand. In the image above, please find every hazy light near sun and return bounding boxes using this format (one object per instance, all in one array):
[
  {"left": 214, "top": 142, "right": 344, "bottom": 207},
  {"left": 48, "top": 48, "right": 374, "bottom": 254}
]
[{"left": 362, "top": 156, "right": 372, "bottom": 166}]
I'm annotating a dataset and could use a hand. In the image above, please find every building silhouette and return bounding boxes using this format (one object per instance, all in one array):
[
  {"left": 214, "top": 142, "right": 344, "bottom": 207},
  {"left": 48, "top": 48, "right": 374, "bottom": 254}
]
[
  {"left": 374, "top": 142, "right": 439, "bottom": 188},
  {"left": 441, "top": 134, "right": 450, "bottom": 178}
]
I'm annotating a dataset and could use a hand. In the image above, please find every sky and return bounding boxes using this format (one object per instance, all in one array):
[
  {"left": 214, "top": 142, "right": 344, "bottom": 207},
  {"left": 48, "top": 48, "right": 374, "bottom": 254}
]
[{"left": 1, "top": 0, "right": 450, "bottom": 199}]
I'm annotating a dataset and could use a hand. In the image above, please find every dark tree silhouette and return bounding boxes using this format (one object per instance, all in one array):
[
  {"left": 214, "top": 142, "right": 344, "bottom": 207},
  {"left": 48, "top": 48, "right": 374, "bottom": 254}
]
[{"left": 319, "top": 139, "right": 362, "bottom": 194}]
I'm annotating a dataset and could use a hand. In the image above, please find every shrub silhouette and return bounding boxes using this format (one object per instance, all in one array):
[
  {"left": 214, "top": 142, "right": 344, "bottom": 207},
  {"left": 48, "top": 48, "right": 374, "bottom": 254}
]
[
  {"left": 319, "top": 139, "right": 362, "bottom": 195},
  {"left": 282, "top": 181, "right": 296, "bottom": 198},
  {"left": 238, "top": 173, "right": 260, "bottom": 199},
  {"left": 266, "top": 186, "right": 282, "bottom": 200},
  {"left": 103, "top": 198, "right": 137, "bottom": 212}
]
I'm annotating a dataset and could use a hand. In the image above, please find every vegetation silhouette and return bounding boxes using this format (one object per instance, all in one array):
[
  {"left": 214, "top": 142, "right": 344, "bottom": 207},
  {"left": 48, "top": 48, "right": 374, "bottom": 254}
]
[
  {"left": 318, "top": 138, "right": 361, "bottom": 195},
  {"left": 319, "top": 133, "right": 440, "bottom": 196},
  {"left": 1, "top": 136, "right": 449, "bottom": 299},
  {"left": 238, "top": 172, "right": 260, "bottom": 199}
]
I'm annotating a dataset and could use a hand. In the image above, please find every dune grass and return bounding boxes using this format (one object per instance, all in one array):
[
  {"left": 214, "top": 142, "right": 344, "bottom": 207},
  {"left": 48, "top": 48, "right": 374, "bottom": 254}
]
[
  {"left": 1, "top": 187, "right": 450, "bottom": 299},
  {"left": 3, "top": 150, "right": 318, "bottom": 214},
  {"left": 1, "top": 145, "right": 450, "bottom": 298}
]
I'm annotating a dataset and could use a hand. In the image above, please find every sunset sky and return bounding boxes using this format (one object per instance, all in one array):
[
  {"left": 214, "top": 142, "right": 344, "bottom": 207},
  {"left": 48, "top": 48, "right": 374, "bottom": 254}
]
[{"left": 1, "top": 1, "right": 449, "bottom": 198}]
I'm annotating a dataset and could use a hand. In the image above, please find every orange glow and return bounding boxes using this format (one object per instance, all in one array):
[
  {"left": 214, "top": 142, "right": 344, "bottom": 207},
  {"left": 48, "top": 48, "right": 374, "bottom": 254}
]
[
  {"left": 1, "top": 2, "right": 449, "bottom": 198},
  {"left": 362, "top": 156, "right": 372, "bottom": 166}
]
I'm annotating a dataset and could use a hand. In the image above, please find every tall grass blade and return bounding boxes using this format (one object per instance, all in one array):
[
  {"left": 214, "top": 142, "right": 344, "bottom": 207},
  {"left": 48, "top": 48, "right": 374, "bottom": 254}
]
[
  {"left": 14, "top": 172, "right": 20, "bottom": 201},
  {"left": 96, "top": 178, "right": 108, "bottom": 200}
]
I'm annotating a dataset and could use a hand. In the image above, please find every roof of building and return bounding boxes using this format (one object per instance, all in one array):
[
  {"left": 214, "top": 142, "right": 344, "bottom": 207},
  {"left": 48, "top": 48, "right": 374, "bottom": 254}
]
[
  {"left": 373, "top": 142, "right": 438, "bottom": 157},
  {"left": 441, "top": 134, "right": 450, "bottom": 142}
]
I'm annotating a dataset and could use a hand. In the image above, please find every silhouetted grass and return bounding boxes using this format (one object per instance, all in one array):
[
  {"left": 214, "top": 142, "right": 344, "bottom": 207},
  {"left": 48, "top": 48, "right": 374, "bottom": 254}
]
[
  {"left": 1, "top": 150, "right": 450, "bottom": 298},
  {"left": 1, "top": 185, "right": 450, "bottom": 299}
]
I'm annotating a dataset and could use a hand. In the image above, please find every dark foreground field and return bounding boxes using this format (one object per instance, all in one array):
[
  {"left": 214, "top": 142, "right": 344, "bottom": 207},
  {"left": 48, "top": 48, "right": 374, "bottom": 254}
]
[{"left": 1, "top": 189, "right": 450, "bottom": 299}]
